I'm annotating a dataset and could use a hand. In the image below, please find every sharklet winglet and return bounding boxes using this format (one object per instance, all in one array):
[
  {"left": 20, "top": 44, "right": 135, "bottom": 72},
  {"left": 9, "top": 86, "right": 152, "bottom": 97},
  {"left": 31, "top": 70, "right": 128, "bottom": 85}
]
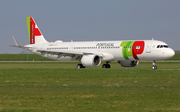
[{"left": 12, "top": 36, "right": 21, "bottom": 47}]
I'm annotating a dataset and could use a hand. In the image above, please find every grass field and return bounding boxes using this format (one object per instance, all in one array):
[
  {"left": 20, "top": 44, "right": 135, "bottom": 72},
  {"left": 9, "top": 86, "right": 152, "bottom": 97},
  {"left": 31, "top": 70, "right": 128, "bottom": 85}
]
[
  {"left": 0, "top": 62, "right": 180, "bottom": 112},
  {"left": 0, "top": 54, "right": 54, "bottom": 61}
]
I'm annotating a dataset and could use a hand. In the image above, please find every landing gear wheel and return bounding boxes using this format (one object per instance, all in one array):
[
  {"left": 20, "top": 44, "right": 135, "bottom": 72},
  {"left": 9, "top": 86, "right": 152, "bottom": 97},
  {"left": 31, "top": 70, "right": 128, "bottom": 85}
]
[
  {"left": 102, "top": 64, "right": 106, "bottom": 68},
  {"left": 77, "top": 64, "right": 85, "bottom": 69},
  {"left": 151, "top": 60, "right": 157, "bottom": 70},
  {"left": 152, "top": 66, "right": 157, "bottom": 70},
  {"left": 102, "top": 64, "right": 111, "bottom": 68},
  {"left": 107, "top": 64, "right": 111, "bottom": 68}
]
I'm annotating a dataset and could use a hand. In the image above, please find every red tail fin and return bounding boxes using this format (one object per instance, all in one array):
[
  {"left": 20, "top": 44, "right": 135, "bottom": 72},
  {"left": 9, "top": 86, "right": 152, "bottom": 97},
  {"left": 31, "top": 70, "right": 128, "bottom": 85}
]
[{"left": 26, "top": 17, "right": 47, "bottom": 44}]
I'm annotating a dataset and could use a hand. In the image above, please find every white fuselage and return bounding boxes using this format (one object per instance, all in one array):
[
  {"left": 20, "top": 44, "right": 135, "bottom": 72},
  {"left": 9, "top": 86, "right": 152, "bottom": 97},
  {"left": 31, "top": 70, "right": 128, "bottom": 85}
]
[{"left": 26, "top": 40, "right": 175, "bottom": 62}]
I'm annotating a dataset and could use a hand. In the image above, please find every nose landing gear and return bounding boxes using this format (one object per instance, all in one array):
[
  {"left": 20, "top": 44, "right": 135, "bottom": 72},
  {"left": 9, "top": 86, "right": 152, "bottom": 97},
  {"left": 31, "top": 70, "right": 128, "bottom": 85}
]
[{"left": 152, "top": 60, "right": 157, "bottom": 69}]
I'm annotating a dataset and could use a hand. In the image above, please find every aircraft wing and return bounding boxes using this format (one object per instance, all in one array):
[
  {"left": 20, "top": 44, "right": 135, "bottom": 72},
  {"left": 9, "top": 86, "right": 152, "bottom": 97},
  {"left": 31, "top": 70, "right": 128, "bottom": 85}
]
[
  {"left": 9, "top": 36, "right": 33, "bottom": 49},
  {"left": 8, "top": 36, "right": 22, "bottom": 48},
  {"left": 37, "top": 50, "right": 83, "bottom": 56},
  {"left": 37, "top": 50, "right": 103, "bottom": 59}
]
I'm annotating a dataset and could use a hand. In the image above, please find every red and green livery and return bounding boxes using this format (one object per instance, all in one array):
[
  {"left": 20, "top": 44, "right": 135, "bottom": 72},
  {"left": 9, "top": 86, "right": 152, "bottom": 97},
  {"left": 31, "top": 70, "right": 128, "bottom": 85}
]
[
  {"left": 120, "top": 41, "right": 145, "bottom": 60},
  {"left": 26, "top": 17, "right": 42, "bottom": 44}
]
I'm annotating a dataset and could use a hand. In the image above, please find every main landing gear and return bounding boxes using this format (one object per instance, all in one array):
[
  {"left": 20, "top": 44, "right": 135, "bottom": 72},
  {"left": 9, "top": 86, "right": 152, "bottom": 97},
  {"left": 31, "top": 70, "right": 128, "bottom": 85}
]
[
  {"left": 152, "top": 60, "right": 157, "bottom": 70},
  {"left": 77, "top": 64, "right": 85, "bottom": 69},
  {"left": 102, "top": 62, "right": 111, "bottom": 68}
]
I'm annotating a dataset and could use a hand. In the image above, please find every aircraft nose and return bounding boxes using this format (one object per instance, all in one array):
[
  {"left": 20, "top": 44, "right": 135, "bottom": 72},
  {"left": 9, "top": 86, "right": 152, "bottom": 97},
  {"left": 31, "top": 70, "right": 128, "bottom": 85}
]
[{"left": 168, "top": 48, "right": 175, "bottom": 58}]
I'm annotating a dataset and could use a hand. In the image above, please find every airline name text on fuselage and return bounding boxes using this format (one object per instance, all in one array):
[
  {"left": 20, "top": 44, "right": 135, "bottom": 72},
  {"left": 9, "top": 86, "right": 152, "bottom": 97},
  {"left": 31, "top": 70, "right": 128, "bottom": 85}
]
[{"left": 96, "top": 43, "right": 114, "bottom": 47}]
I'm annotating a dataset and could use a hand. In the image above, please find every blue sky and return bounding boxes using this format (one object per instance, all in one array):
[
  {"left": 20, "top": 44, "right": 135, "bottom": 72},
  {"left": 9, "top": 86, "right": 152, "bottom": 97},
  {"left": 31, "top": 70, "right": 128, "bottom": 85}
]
[{"left": 0, "top": 0, "right": 180, "bottom": 53}]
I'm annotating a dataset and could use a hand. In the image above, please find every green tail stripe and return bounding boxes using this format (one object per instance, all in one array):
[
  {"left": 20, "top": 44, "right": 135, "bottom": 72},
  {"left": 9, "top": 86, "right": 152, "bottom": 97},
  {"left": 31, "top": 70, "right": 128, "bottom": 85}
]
[{"left": 26, "top": 17, "right": 31, "bottom": 43}]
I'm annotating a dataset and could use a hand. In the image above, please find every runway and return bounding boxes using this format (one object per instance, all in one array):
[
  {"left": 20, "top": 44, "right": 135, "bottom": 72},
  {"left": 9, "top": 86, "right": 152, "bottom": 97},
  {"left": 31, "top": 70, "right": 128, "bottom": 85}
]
[{"left": 158, "top": 69, "right": 180, "bottom": 70}]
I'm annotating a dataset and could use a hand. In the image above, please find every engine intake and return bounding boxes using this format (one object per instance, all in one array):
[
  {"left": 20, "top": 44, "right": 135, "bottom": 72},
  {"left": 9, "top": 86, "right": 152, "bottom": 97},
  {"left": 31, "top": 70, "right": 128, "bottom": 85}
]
[
  {"left": 81, "top": 55, "right": 101, "bottom": 67},
  {"left": 118, "top": 60, "right": 139, "bottom": 67}
]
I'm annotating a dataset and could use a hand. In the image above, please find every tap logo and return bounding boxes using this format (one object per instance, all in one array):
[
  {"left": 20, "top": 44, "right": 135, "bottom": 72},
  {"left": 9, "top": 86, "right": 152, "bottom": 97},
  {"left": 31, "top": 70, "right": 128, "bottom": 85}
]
[{"left": 120, "top": 41, "right": 145, "bottom": 60}]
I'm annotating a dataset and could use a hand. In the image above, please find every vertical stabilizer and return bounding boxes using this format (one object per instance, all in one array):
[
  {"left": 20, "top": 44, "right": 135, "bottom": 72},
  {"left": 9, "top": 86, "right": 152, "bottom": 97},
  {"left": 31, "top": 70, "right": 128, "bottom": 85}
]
[{"left": 26, "top": 17, "right": 48, "bottom": 44}]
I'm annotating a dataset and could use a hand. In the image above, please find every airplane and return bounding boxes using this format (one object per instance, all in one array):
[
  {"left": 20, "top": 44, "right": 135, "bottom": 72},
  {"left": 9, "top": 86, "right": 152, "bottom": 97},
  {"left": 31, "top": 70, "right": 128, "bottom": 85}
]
[{"left": 10, "top": 17, "right": 175, "bottom": 69}]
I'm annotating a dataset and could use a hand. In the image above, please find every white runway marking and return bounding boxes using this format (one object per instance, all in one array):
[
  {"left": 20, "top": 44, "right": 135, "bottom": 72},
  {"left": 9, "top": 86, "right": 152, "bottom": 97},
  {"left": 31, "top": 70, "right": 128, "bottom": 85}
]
[{"left": 158, "top": 69, "right": 180, "bottom": 70}]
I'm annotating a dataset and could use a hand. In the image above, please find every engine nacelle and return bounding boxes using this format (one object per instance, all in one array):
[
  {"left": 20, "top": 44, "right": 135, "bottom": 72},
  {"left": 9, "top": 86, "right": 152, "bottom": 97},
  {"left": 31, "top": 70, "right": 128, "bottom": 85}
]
[
  {"left": 81, "top": 55, "right": 101, "bottom": 67},
  {"left": 118, "top": 60, "right": 139, "bottom": 67}
]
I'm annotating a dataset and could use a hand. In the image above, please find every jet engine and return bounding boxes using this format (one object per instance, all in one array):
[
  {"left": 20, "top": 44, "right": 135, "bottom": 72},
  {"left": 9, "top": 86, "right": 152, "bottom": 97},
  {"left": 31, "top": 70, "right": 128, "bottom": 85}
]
[
  {"left": 81, "top": 55, "right": 101, "bottom": 67},
  {"left": 118, "top": 60, "right": 139, "bottom": 67}
]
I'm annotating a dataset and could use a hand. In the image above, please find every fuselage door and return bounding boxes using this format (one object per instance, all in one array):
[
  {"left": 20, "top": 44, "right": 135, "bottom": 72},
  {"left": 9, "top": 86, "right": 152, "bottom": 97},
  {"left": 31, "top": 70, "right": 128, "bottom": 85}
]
[
  {"left": 146, "top": 42, "right": 152, "bottom": 53},
  {"left": 69, "top": 45, "right": 74, "bottom": 51}
]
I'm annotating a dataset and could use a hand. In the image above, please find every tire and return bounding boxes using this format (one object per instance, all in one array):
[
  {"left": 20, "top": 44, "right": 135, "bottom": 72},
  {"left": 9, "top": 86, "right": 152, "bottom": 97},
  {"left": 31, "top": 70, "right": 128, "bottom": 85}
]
[
  {"left": 102, "top": 64, "right": 107, "bottom": 68},
  {"left": 107, "top": 64, "right": 111, "bottom": 68},
  {"left": 152, "top": 66, "right": 157, "bottom": 70},
  {"left": 77, "top": 64, "right": 82, "bottom": 69},
  {"left": 102, "top": 64, "right": 111, "bottom": 68}
]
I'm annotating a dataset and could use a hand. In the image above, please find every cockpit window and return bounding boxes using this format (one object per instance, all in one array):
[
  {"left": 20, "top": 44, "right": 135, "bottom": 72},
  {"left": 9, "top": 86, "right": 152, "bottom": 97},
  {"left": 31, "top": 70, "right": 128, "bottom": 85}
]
[
  {"left": 157, "top": 45, "right": 169, "bottom": 48},
  {"left": 163, "top": 45, "right": 169, "bottom": 48}
]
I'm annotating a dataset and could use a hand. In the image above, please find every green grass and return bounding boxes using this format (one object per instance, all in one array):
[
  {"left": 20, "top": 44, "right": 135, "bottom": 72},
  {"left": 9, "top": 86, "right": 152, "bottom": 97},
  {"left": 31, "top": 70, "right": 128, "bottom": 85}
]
[
  {"left": 0, "top": 54, "right": 54, "bottom": 61},
  {"left": 0, "top": 62, "right": 180, "bottom": 112}
]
